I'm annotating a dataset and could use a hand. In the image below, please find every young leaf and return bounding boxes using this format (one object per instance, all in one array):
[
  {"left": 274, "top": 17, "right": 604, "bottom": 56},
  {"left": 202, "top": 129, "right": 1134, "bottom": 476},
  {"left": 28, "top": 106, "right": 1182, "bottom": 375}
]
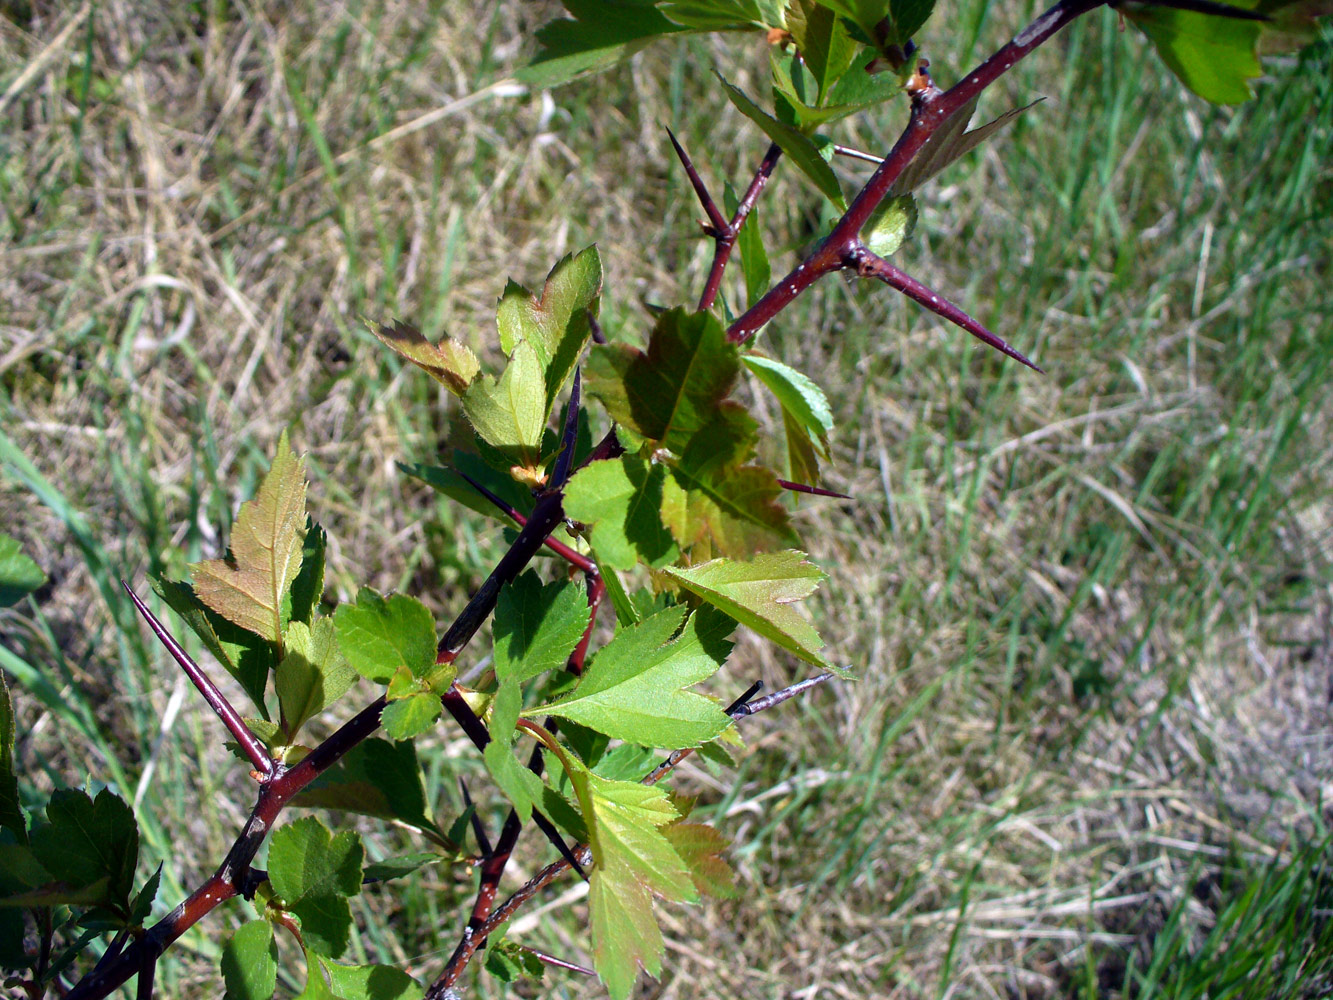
[
  {"left": 493, "top": 572, "right": 591, "bottom": 684},
  {"left": 742, "top": 355, "right": 834, "bottom": 454},
  {"left": 821, "top": 0, "right": 935, "bottom": 46},
  {"left": 462, "top": 340, "right": 549, "bottom": 484},
  {"left": 496, "top": 245, "right": 602, "bottom": 411},
  {"left": 268, "top": 817, "right": 363, "bottom": 958},
  {"left": 519, "top": 1, "right": 686, "bottom": 87},
  {"left": 221, "top": 920, "right": 278, "bottom": 1000},
  {"left": 563, "top": 457, "right": 680, "bottom": 571},
  {"left": 324, "top": 961, "right": 424, "bottom": 1000},
  {"left": 333, "top": 589, "right": 436, "bottom": 685},
  {"left": 719, "top": 76, "right": 846, "bottom": 208},
  {"left": 0, "top": 533, "right": 44, "bottom": 607},
  {"left": 531, "top": 606, "right": 734, "bottom": 747},
  {"left": 381, "top": 692, "right": 443, "bottom": 741},
  {"left": 288, "top": 519, "right": 326, "bottom": 625},
  {"left": 191, "top": 431, "right": 308, "bottom": 645},
  {"left": 29, "top": 788, "right": 138, "bottom": 913},
  {"left": 585, "top": 308, "right": 742, "bottom": 454},
  {"left": 276, "top": 619, "right": 357, "bottom": 740},
  {"left": 293, "top": 739, "right": 438, "bottom": 836},
  {"left": 863, "top": 192, "right": 918, "bottom": 257},
  {"left": 152, "top": 576, "right": 276, "bottom": 718},
  {"left": 662, "top": 551, "right": 838, "bottom": 672},
  {"left": 663, "top": 821, "right": 740, "bottom": 899},
  {"left": 482, "top": 738, "right": 547, "bottom": 823},
  {"left": 0, "top": 673, "right": 24, "bottom": 843},
  {"left": 369, "top": 319, "right": 479, "bottom": 395},
  {"left": 785, "top": 0, "right": 858, "bottom": 103}
]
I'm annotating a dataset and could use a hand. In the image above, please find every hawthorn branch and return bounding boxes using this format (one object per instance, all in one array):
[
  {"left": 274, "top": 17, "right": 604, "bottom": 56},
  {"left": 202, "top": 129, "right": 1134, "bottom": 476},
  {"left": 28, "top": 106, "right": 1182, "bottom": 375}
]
[
  {"left": 694, "top": 140, "right": 783, "bottom": 313},
  {"left": 725, "top": 0, "right": 1109, "bottom": 347}
]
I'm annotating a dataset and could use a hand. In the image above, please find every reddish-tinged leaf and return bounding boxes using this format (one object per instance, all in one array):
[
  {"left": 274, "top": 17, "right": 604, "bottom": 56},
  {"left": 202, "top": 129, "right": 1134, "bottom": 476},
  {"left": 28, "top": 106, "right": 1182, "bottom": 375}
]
[
  {"left": 663, "top": 821, "right": 740, "bottom": 899},
  {"left": 369, "top": 320, "right": 479, "bottom": 395}
]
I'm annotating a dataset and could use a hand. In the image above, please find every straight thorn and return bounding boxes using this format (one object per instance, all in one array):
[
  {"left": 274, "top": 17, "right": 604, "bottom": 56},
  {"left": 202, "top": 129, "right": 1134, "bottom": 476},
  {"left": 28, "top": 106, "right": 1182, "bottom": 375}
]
[
  {"left": 459, "top": 779, "right": 493, "bottom": 859},
  {"left": 666, "top": 126, "right": 729, "bottom": 235}
]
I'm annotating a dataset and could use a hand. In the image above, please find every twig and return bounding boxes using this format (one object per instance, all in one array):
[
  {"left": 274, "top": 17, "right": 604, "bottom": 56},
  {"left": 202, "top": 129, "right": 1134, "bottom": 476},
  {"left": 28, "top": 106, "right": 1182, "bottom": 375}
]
[
  {"left": 454, "top": 469, "right": 596, "bottom": 574},
  {"left": 549, "top": 367, "right": 582, "bottom": 490},
  {"left": 697, "top": 141, "right": 783, "bottom": 312},
  {"left": 121, "top": 583, "right": 273, "bottom": 776}
]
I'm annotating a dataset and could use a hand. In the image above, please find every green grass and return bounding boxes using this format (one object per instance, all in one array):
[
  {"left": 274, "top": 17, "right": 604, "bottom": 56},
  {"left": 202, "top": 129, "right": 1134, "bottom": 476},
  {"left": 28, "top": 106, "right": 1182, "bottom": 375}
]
[{"left": 1, "top": 1, "right": 1331, "bottom": 997}]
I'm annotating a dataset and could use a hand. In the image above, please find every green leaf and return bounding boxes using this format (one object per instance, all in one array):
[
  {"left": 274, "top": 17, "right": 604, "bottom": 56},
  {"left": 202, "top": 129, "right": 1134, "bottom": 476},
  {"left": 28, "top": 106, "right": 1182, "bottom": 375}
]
[
  {"left": 333, "top": 589, "right": 437, "bottom": 685},
  {"left": 892, "top": 96, "right": 1042, "bottom": 195},
  {"left": 484, "top": 939, "right": 546, "bottom": 984},
  {"left": 0, "top": 673, "right": 24, "bottom": 843},
  {"left": 276, "top": 619, "right": 357, "bottom": 740},
  {"left": 660, "top": 414, "right": 797, "bottom": 557},
  {"left": 221, "top": 920, "right": 278, "bottom": 1000},
  {"left": 152, "top": 576, "right": 276, "bottom": 719},
  {"left": 564, "top": 457, "right": 679, "bottom": 571},
  {"left": 268, "top": 817, "right": 363, "bottom": 958},
  {"left": 783, "top": 404, "right": 824, "bottom": 484},
  {"left": 585, "top": 308, "right": 741, "bottom": 454},
  {"left": 0, "top": 533, "right": 44, "bottom": 607},
  {"left": 293, "top": 739, "right": 437, "bottom": 835},
  {"left": 662, "top": 551, "right": 838, "bottom": 672},
  {"left": 381, "top": 692, "right": 443, "bottom": 741},
  {"left": 659, "top": 0, "right": 781, "bottom": 29},
  {"left": 462, "top": 340, "right": 549, "bottom": 483},
  {"left": 288, "top": 519, "right": 326, "bottom": 625},
  {"left": 191, "top": 431, "right": 308, "bottom": 644},
  {"left": 532, "top": 606, "right": 734, "bottom": 747},
  {"left": 785, "top": 0, "right": 858, "bottom": 102},
  {"left": 742, "top": 355, "right": 833, "bottom": 452},
  {"left": 363, "top": 853, "right": 442, "bottom": 883},
  {"left": 29, "top": 788, "right": 138, "bottom": 913},
  {"left": 368, "top": 319, "right": 479, "bottom": 396},
  {"left": 482, "top": 739, "right": 546, "bottom": 823},
  {"left": 820, "top": 0, "right": 933, "bottom": 45},
  {"left": 863, "top": 192, "right": 917, "bottom": 257},
  {"left": 493, "top": 573, "right": 590, "bottom": 684},
  {"left": 519, "top": 1, "right": 685, "bottom": 87},
  {"left": 719, "top": 76, "right": 846, "bottom": 208},
  {"left": 129, "top": 865, "right": 161, "bottom": 924},
  {"left": 1122, "top": 0, "right": 1265, "bottom": 103},
  {"left": 663, "top": 821, "right": 740, "bottom": 899},
  {"left": 496, "top": 246, "right": 601, "bottom": 412},
  {"left": 324, "top": 961, "right": 424, "bottom": 1000}
]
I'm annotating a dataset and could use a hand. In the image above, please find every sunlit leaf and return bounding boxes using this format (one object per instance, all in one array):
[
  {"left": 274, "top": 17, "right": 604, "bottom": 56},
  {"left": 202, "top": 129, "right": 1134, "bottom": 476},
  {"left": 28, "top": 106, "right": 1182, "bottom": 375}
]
[
  {"left": 333, "top": 589, "right": 437, "bottom": 685},
  {"left": 493, "top": 573, "right": 591, "bottom": 684},
  {"left": 268, "top": 817, "right": 363, "bottom": 958},
  {"left": 369, "top": 319, "right": 479, "bottom": 396},
  {"left": 462, "top": 340, "right": 549, "bottom": 484},
  {"left": 863, "top": 192, "right": 917, "bottom": 258},
  {"left": 191, "top": 431, "right": 308, "bottom": 645},
  {"left": 0, "top": 533, "right": 44, "bottom": 607},
  {"left": 324, "top": 961, "right": 424, "bottom": 1000},
  {"left": 663, "top": 821, "right": 740, "bottom": 899},
  {"left": 276, "top": 619, "right": 357, "bottom": 740},
  {"left": 381, "top": 692, "right": 443, "bottom": 741},
  {"left": 221, "top": 920, "right": 278, "bottom": 1000},
  {"left": 742, "top": 355, "right": 833, "bottom": 452},
  {"left": 564, "top": 457, "right": 679, "bottom": 571},
  {"left": 786, "top": 0, "right": 858, "bottom": 102},
  {"left": 288, "top": 519, "right": 326, "bottom": 625}
]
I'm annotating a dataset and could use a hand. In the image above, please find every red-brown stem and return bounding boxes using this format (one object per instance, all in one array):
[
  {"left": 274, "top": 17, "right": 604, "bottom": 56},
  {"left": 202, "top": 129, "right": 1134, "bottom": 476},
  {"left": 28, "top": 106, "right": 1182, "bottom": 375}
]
[
  {"left": 121, "top": 583, "right": 273, "bottom": 776},
  {"left": 454, "top": 469, "right": 596, "bottom": 574},
  {"left": 697, "top": 142, "right": 782, "bottom": 312},
  {"left": 849, "top": 245, "right": 1044, "bottom": 372},
  {"left": 777, "top": 478, "right": 851, "bottom": 499},
  {"left": 430, "top": 573, "right": 605, "bottom": 992},
  {"left": 726, "top": 0, "right": 1107, "bottom": 344}
]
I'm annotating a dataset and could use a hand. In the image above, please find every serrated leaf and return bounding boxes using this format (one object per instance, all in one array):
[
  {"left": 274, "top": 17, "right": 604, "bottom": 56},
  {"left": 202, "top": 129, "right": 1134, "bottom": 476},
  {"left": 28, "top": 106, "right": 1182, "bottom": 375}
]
[
  {"left": 531, "top": 606, "right": 734, "bottom": 747},
  {"left": 152, "top": 576, "right": 276, "bottom": 718},
  {"left": 662, "top": 551, "right": 837, "bottom": 671},
  {"left": 892, "top": 97, "right": 1042, "bottom": 195},
  {"left": 1123, "top": 0, "right": 1271, "bottom": 103},
  {"left": 742, "top": 355, "right": 833, "bottom": 451},
  {"left": 29, "top": 788, "right": 138, "bottom": 913},
  {"left": 660, "top": 414, "right": 798, "bottom": 557},
  {"left": 129, "top": 865, "right": 161, "bottom": 924},
  {"left": 493, "top": 573, "right": 591, "bottom": 684},
  {"left": 663, "top": 821, "right": 740, "bottom": 899},
  {"left": 222, "top": 920, "right": 278, "bottom": 1000},
  {"left": 659, "top": 0, "right": 780, "bottom": 28},
  {"left": 293, "top": 739, "right": 436, "bottom": 834},
  {"left": 786, "top": 0, "right": 858, "bottom": 102},
  {"left": 820, "top": 0, "right": 933, "bottom": 45},
  {"left": 289, "top": 519, "right": 326, "bottom": 625},
  {"left": 719, "top": 76, "right": 846, "bottom": 208},
  {"left": 381, "top": 692, "right": 442, "bottom": 741},
  {"left": 191, "top": 431, "right": 308, "bottom": 644},
  {"left": 863, "top": 192, "right": 917, "bottom": 257},
  {"left": 496, "top": 246, "right": 601, "bottom": 412},
  {"left": 585, "top": 308, "right": 741, "bottom": 454},
  {"left": 0, "top": 533, "right": 45, "bottom": 607},
  {"left": 324, "top": 961, "right": 424, "bottom": 1000},
  {"left": 269, "top": 817, "right": 363, "bottom": 958},
  {"left": 519, "top": 1, "right": 685, "bottom": 87},
  {"left": 0, "top": 673, "right": 24, "bottom": 843},
  {"left": 563, "top": 457, "right": 679, "bottom": 571},
  {"left": 369, "top": 319, "right": 479, "bottom": 395},
  {"left": 276, "top": 619, "right": 357, "bottom": 740},
  {"left": 462, "top": 339, "right": 548, "bottom": 483},
  {"left": 333, "top": 589, "right": 437, "bottom": 684}
]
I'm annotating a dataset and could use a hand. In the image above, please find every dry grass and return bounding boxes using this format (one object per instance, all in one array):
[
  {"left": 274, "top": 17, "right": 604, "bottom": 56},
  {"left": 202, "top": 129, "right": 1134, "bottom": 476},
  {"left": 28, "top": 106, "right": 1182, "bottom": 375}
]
[{"left": 2, "top": 1, "right": 1331, "bottom": 997}]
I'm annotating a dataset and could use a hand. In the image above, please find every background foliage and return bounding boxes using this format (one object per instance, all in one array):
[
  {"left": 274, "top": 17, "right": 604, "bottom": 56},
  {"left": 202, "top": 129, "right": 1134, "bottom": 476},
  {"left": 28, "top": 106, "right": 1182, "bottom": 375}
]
[{"left": 2, "top": 0, "right": 1331, "bottom": 996}]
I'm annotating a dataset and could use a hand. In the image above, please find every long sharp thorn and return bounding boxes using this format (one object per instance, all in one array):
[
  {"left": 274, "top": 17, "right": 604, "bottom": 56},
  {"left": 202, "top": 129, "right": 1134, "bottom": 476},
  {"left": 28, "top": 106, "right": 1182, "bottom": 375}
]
[
  {"left": 519, "top": 946, "right": 596, "bottom": 976},
  {"left": 1128, "top": 0, "right": 1269, "bottom": 19},
  {"left": 455, "top": 469, "right": 596, "bottom": 573},
  {"left": 858, "top": 253, "right": 1045, "bottom": 373},
  {"left": 746, "top": 673, "right": 837, "bottom": 714},
  {"left": 532, "top": 810, "right": 588, "bottom": 881},
  {"left": 725, "top": 680, "right": 764, "bottom": 717},
  {"left": 777, "top": 478, "right": 852, "bottom": 499},
  {"left": 121, "top": 581, "right": 272, "bottom": 775},
  {"left": 666, "top": 126, "right": 729, "bottom": 234},
  {"left": 459, "top": 778, "right": 493, "bottom": 858},
  {"left": 550, "top": 366, "right": 581, "bottom": 490}
]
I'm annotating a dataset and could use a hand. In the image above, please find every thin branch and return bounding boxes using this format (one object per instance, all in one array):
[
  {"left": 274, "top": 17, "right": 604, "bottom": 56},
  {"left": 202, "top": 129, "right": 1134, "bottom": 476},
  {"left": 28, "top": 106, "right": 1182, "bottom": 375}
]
[
  {"left": 459, "top": 779, "right": 493, "bottom": 859},
  {"left": 454, "top": 469, "right": 596, "bottom": 574},
  {"left": 726, "top": 0, "right": 1108, "bottom": 345},
  {"left": 549, "top": 366, "right": 581, "bottom": 490},
  {"left": 849, "top": 245, "right": 1044, "bottom": 372},
  {"left": 697, "top": 141, "right": 783, "bottom": 312},
  {"left": 121, "top": 582, "right": 272, "bottom": 776}
]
